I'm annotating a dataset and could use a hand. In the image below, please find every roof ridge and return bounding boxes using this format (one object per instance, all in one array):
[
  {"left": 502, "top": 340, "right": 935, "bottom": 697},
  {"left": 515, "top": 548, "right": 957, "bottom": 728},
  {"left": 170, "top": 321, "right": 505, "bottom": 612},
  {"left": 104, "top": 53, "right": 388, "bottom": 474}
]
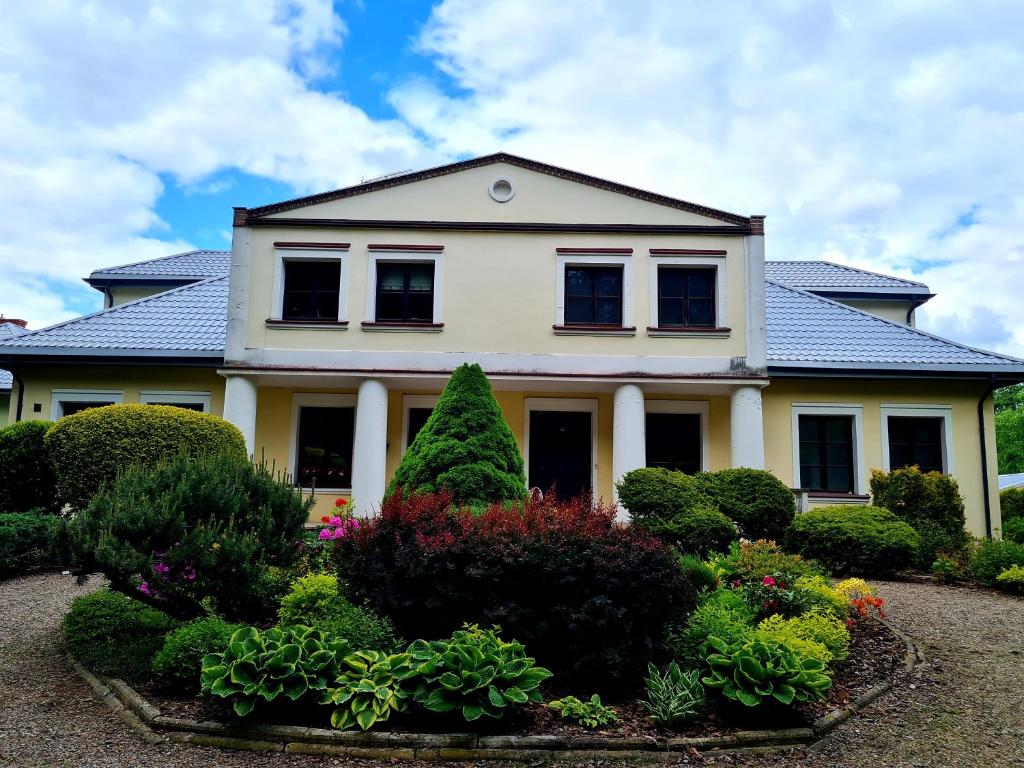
[
  {"left": 88, "top": 249, "right": 229, "bottom": 278},
  {"left": 765, "top": 279, "right": 1024, "bottom": 365},
  {"left": 766, "top": 260, "right": 930, "bottom": 289},
  {"left": 9, "top": 275, "right": 228, "bottom": 342},
  {"left": 243, "top": 152, "right": 754, "bottom": 226}
]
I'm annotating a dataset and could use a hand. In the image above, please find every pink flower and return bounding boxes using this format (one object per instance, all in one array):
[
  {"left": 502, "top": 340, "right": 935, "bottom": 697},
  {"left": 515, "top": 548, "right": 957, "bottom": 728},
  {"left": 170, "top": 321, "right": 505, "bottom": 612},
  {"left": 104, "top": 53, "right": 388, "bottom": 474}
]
[
  {"left": 332, "top": 528, "right": 345, "bottom": 539},
  {"left": 318, "top": 528, "right": 332, "bottom": 541},
  {"left": 348, "top": 519, "right": 360, "bottom": 529},
  {"left": 137, "top": 581, "right": 151, "bottom": 596},
  {"left": 329, "top": 515, "right": 343, "bottom": 527},
  {"left": 153, "top": 562, "right": 170, "bottom": 576},
  {"left": 731, "top": 580, "right": 741, "bottom": 589},
  {"left": 762, "top": 576, "right": 776, "bottom": 587}
]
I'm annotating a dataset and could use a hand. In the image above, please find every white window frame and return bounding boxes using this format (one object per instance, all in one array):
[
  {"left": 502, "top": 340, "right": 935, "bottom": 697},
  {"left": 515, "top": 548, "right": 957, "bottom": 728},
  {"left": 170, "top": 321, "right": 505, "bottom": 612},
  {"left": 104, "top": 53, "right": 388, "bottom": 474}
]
[
  {"left": 648, "top": 256, "right": 727, "bottom": 334},
  {"left": 880, "top": 404, "right": 954, "bottom": 474},
  {"left": 401, "top": 394, "right": 439, "bottom": 454},
  {"left": 555, "top": 253, "right": 633, "bottom": 330},
  {"left": 271, "top": 245, "right": 350, "bottom": 323},
  {"left": 791, "top": 403, "right": 866, "bottom": 495},
  {"left": 289, "top": 393, "right": 357, "bottom": 493},
  {"left": 523, "top": 398, "right": 598, "bottom": 494},
  {"left": 365, "top": 249, "right": 444, "bottom": 327},
  {"left": 644, "top": 400, "right": 710, "bottom": 472},
  {"left": 139, "top": 390, "right": 212, "bottom": 413},
  {"left": 50, "top": 389, "right": 123, "bottom": 420}
]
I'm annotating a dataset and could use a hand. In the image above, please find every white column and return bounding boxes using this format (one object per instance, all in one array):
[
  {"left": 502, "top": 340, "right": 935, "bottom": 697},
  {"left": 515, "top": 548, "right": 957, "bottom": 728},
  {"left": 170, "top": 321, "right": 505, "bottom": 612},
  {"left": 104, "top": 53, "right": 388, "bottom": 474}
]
[
  {"left": 730, "top": 385, "right": 765, "bottom": 469},
  {"left": 612, "top": 383, "right": 647, "bottom": 520},
  {"left": 352, "top": 378, "right": 388, "bottom": 517},
  {"left": 222, "top": 375, "right": 257, "bottom": 457}
]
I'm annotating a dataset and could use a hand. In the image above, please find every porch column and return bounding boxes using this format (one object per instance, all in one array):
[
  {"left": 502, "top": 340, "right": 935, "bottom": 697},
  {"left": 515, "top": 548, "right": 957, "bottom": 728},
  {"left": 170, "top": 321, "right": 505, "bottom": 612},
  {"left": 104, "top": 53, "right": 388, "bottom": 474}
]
[
  {"left": 613, "top": 383, "right": 646, "bottom": 520},
  {"left": 730, "top": 384, "right": 765, "bottom": 469},
  {"left": 222, "top": 375, "right": 257, "bottom": 457},
  {"left": 352, "top": 378, "right": 388, "bottom": 516}
]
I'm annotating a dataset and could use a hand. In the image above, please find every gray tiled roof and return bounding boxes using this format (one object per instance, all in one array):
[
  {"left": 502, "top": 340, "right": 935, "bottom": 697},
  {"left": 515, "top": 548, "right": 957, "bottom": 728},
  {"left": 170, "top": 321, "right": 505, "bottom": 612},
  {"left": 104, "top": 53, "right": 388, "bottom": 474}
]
[
  {"left": 766, "top": 280, "right": 1024, "bottom": 371},
  {"left": 765, "top": 261, "right": 930, "bottom": 293},
  {"left": 0, "top": 277, "right": 227, "bottom": 357},
  {"left": 88, "top": 250, "right": 230, "bottom": 281},
  {"left": 0, "top": 322, "right": 28, "bottom": 390}
]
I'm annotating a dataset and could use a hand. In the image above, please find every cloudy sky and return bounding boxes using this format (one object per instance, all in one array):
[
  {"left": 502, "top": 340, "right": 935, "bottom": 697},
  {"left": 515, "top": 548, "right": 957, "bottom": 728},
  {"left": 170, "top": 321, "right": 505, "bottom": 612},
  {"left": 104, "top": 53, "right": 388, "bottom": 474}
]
[{"left": 2, "top": 0, "right": 1022, "bottom": 355}]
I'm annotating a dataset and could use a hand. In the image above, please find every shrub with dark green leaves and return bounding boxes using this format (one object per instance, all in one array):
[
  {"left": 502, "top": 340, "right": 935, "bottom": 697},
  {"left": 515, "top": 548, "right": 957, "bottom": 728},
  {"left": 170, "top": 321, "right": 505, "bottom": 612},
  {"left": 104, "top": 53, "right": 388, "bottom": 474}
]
[
  {"left": 701, "top": 637, "right": 832, "bottom": 708},
  {"left": 201, "top": 625, "right": 349, "bottom": 717},
  {"left": 152, "top": 617, "right": 244, "bottom": 693},
  {"left": 616, "top": 467, "right": 715, "bottom": 522},
  {"left": 46, "top": 404, "right": 247, "bottom": 510},
  {"left": 646, "top": 506, "right": 737, "bottom": 555},
  {"left": 784, "top": 506, "right": 920, "bottom": 576},
  {"left": 1002, "top": 516, "right": 1024, "bottom": 545},
  {"left": 63, "top": 589, "right": 178, "bottom": 683},
  {"left": 697, "top": 468, "right": 796, "bottom": 541},
  {"left": 1001, "top": 487, "right": 1024, "bottom": 521},
  {"left": 0, "top": 512, "right": 64, "bottom": 578},
  {"left": 387, "top": 363, "right": 525, "bottom": 505},
  {"left": 324, "top": 649, "right": 417, "bottom": 730},
  {"left": 677, "top": 553, "right": 719, "bottom": 594},
  {"left": 0, "top": 420, "right": 59, "bottom": 513},
  {"left": 68, "top": 452, "right": 312, "bottom": 622},
  {"left": 547, "top": 695, "right": 619, "bottom": 729},
  {"left": 278, "top": 574, "right": 401, "bottom": 652},
  {"left": 408, "top": 624, "right": 552, "bottom": 722},
  {"left": 968, "top": 538, "right": 1024, "bottom": 585},
  {"left": 870, "top": 467, "right": 970, "bottom": 568}
]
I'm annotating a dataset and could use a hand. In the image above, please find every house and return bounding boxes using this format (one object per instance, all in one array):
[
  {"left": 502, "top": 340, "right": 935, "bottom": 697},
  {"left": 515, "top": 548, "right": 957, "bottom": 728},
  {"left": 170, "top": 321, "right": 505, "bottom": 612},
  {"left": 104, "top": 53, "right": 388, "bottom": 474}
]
[{"left": 2, "top": 154, "right": 1022, "bottom": 538}]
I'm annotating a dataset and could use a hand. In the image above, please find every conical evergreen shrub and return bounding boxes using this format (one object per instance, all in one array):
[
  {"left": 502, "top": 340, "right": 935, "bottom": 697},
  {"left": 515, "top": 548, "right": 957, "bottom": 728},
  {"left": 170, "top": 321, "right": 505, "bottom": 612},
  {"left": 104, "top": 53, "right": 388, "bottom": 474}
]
[{"left": 388, "top": 363, "right": 526, "bottom": 504}]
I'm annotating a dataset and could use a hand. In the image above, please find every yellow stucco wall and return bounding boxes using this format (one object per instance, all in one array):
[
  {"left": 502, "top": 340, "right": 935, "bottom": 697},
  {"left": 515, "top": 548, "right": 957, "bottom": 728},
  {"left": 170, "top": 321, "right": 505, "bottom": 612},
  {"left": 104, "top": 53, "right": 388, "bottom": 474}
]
[
  {"left": 10, "top": 365, "right": 226, "bottom": 425},
  {"left": 0, "top": 393, "right": 9, "bottom": 426},
  {"left": 762, "top": 378, "right": 1000, "bottom": 538},
  {"left": 108, "top": 285, "right": 170, "bottom": 307},
  {"left": 835, "top": 298, "right": 913, "bottom": 325}
]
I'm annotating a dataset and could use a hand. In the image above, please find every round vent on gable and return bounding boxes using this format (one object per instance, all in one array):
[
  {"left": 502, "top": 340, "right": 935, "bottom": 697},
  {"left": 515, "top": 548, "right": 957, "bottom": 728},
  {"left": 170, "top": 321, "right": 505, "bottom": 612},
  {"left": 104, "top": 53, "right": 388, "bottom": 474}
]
[{"left": 488, "top": 177, "right": 515, "bottom": 203}]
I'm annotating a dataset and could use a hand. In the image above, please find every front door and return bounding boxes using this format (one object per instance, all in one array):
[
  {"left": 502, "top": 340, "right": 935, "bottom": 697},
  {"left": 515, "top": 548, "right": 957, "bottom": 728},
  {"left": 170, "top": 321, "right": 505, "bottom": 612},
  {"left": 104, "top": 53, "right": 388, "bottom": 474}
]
[{"left": 528, "top": 409, "right": 593, "bottom": 501}]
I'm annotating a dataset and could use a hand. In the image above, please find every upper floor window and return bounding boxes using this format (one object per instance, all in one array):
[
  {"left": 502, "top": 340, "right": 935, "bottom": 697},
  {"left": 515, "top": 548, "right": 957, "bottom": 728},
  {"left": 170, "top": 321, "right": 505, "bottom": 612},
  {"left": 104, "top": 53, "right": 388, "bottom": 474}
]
[
  {"left": 657, "top": 267, "right": 715, "bottom": 327},
  {"left": 282, "top": 260, "right": 341, "bottom": 321},
  {"left": 565, "top": 265, "right": 623, "bottom": 326},
  {"left": 375, "top": 262, "right": 436, "bottom": 323}
]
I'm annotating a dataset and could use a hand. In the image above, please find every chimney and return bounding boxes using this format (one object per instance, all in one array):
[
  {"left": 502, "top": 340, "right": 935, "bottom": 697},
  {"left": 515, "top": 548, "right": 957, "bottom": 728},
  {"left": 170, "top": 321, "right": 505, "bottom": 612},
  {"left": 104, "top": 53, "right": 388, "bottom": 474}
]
[{"left": 0, "top": 317, "right": 28, "bottom": 328}]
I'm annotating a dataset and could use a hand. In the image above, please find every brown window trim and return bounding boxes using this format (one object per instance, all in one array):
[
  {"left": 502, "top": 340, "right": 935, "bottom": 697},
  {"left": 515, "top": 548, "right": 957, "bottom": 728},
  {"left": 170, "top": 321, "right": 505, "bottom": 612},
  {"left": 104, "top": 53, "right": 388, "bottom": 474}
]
[
  {"left": 361, "top": 321, "right": 444, "bottom": 331},
  {"left": 266, "top": 318, "right": 349, "bottom": 327},
  {"left": 647, "top": 325, "right": 731, "bottom": 333},
  {"left": 274, "top": 241, "right": 350, "bottom": 249},
  {"left": 552, "top": 324, "right": 637, "bottom": 336},
  {"left": 555, "top": 247, "right": 633, "bottom": 254},
  {"left": 807, "top": 491, "right": 871, "bottom": 501},
  {"left": 367, "top": 244, "right": 444, "bottom": 252},
  {"left": 649, "top": 248, "right": 727, "bottom": 255}
]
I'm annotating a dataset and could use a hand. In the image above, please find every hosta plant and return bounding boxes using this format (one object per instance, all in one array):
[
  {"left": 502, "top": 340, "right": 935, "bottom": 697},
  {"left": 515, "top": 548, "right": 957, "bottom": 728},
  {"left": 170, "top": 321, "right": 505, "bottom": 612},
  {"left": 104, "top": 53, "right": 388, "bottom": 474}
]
[
  {"left": 642, "top": 661, "right": 705, "bottom": 727},
  {"left": 701, "top": 636, "right": 831, "bottom": 708},
  {"left": 547, "top": 694, "right": 619, "bottom": 729},
  {"left": 408, "top": 624, "right": 553, "bottom": 722},
  {"left": 323, "top": 650, "right": 418, "bottom": 730},
  {"left": 201, "top": 625, "right": 349, "bottom": 716}
]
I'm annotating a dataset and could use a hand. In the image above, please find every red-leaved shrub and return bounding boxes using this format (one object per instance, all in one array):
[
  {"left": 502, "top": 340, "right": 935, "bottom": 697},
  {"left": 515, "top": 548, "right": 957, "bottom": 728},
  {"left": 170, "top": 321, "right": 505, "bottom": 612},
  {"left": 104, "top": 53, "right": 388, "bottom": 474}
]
[{"left": 336, "top": 490, "right": 695, "bottom": 689}]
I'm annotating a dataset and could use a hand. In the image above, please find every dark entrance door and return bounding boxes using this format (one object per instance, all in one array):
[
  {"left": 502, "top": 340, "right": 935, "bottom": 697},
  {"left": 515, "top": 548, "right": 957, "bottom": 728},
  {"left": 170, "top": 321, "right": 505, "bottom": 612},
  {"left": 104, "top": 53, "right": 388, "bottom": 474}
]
[{"left": 528, "top": 410, "right": 592, "bottom": 501}]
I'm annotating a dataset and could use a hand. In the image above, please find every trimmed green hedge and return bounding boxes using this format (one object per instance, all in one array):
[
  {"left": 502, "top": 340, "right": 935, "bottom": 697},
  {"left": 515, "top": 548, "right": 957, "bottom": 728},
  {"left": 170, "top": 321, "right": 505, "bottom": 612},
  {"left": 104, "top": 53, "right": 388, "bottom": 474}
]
[
  {"left": 0, "top": 512, "right": 64, "bottom": 578},
  {"left": 784, "top": 505, "right": 920, "bottom": 576},
  {"left": 45, "top": 404, "right": 247, "bottom": 509},
  {"left": 0, "top": 421, "right": 58, "bottom": 513},
  {"left": 1001, "top": 487, "right": 1024, "bottom": 522},
  {"left": 616, "top": 467, "right": 714, "bottom": 521},
  {"left": 152, "top": 617, "right": 243, "bottom": 693},
  {"left": 697, "top": 468, "right": 796, "bottom": 541}
]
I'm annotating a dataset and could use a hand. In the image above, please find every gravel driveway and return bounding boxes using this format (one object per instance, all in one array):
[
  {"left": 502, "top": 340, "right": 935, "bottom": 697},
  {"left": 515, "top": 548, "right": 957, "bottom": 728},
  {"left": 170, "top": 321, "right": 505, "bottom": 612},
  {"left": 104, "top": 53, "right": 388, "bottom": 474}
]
[{"left": 1, "top": 573, "right": 1021, "bottom": 768}]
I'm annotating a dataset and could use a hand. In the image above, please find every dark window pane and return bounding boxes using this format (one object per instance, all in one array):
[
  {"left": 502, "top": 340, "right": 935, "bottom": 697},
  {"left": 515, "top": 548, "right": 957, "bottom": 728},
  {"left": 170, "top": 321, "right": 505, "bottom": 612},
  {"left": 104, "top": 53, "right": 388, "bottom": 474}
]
[
  {"left": 645, "top": 412, "right": 701, "bottom": 475},
  {"left": 376, "top": 262, "right": 435, "bottom": 322},
  {"left": 887, "top": 416, "right": 943, "bottom": 473},
  {"left": 282, "top": 260, "right": 340, "bottom": 321},
  {"left": 60, "top": 401, "right": 114, "bottom": 416},
  {"left": 296, "top": 406, "right": 354, "bottom": 489},
  {"left": 798, "top": 414, "right": 854, "bottom": 492},
  {"left": 563, "top": 266, "right": 623, "bottom": 325},
  {"left": 406, "top": 407, "right": 433, "bottom": 448},
  {"left": 656, "top": 267, "right": 716, "bottom": 327}
]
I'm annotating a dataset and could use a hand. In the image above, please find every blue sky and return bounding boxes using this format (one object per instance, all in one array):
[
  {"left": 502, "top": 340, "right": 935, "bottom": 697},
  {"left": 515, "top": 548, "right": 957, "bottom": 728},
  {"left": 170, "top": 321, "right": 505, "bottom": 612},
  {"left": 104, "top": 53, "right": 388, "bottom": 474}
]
[{"left": 1, "top": 1, "right": 1023, "bottom": 356}]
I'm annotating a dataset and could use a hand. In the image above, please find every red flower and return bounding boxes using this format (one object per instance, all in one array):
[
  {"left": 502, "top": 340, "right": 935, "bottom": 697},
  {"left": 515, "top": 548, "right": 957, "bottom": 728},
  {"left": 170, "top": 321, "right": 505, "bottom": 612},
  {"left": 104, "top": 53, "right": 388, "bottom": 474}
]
[
  {"left": 320, "top": 515, "right": 330, "bottom": 524},
  {"left": 762, "top": 575, "right": 776, "bottom": 587},
  {"left": 335, "top": 498, "right": 349, "bottom": 507}
]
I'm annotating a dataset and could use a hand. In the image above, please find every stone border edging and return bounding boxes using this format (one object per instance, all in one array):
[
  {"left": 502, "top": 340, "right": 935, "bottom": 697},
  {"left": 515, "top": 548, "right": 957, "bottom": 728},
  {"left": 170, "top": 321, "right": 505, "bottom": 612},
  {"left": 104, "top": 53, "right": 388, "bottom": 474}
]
[{"left": 71, "top": 618, "right": 923, "bottom": 761}]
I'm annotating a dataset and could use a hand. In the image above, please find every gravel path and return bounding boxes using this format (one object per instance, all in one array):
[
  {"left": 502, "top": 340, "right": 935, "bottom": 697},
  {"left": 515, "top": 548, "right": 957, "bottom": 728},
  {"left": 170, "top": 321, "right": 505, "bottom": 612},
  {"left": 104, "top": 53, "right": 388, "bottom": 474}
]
[{"left": 1, "top": 573, "right": 1021, "bottom": 768}]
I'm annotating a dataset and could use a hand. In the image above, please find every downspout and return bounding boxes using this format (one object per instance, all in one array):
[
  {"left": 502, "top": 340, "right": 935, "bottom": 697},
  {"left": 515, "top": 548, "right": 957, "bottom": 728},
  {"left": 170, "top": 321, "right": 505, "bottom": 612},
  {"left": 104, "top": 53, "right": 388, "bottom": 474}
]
[
  {"left": 978, "top": 373, "right": 998, "bottom": 539},
  {"left": 13, "top": 370, "right": 25, "bottom": 422}
]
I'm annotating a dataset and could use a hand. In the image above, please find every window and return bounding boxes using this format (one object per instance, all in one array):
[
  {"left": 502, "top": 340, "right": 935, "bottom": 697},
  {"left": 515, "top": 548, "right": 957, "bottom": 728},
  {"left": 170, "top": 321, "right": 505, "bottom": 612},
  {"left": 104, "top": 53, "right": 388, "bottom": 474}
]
[
  {"left": 282, "top": 260, "right": 341, "bottom": 321},
  {"left": 295, "top": 405, "right": 355, "bottom": 490},
  {"left": 798, "top": 414, "right": 855, "bottom": 493},
  {"left": 402, "top": 395, "right": 438, "bottom": 453},
  {"left": 646, "top": 412, "right": 702, "bottom": 474},
  {"left": 50, "top": 389, "right": 123, "bottom": 420},
  {"left": 565, "top": 265, "right": 623, "bottom": 325},
  {"left": 375, "top": 263, "right": 435, "bottom": 323},
  {"left": 657, "top": 267, "right": 715, "bottom": 327},
  {"left": 140, "top": 391, "right": 211, "bottom": 413},
  {"left": 406, "top": 408, "right": 433, "bottom": 448},
  {"left": 886, "top": 416, "right": 944, "bottom": 473}
]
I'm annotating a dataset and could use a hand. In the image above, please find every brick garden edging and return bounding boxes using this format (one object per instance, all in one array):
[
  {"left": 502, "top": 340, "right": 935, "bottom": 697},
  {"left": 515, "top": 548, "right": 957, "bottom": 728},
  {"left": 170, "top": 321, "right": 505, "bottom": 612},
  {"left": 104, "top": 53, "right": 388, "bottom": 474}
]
[{"left": 71, "top": 618, "right": 923, "bottom": 761}]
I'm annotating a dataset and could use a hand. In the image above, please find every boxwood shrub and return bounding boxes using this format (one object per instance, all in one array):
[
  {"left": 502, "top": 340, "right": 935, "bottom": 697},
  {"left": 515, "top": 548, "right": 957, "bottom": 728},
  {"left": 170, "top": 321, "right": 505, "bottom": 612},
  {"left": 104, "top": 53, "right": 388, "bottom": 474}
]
[
  {"left": 968, "top": 538, "right": 1024, "bottom": 585},
  {"left": 784, "top": 505, "right": 920, "bottom": 576},
  {"left": 1003, "top": 517, "right": 1024, "bottom": 545},
  {"left": 696, "top": 468, "right": 796, "bottom": 541},
  {"left": 152, "top": 617, "right": 243, "bottom": 693},
  {"left": 0, "top": 512, "right": 64, "bottom": 578},
  {"left": 46, "top": 404, "right": 247, "bottom": 510},
  {"left": 338, "top": 491, "right": 695, "bottom": 689},
  {"left": 1001, "top": 487, "right": 1024, "bottom": 522},
  {"left": 63, "top": 588, "right": 178, "bottom": 683},
  {"left": 0, "top": 420, "right": 59, "bottom": 513}
]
